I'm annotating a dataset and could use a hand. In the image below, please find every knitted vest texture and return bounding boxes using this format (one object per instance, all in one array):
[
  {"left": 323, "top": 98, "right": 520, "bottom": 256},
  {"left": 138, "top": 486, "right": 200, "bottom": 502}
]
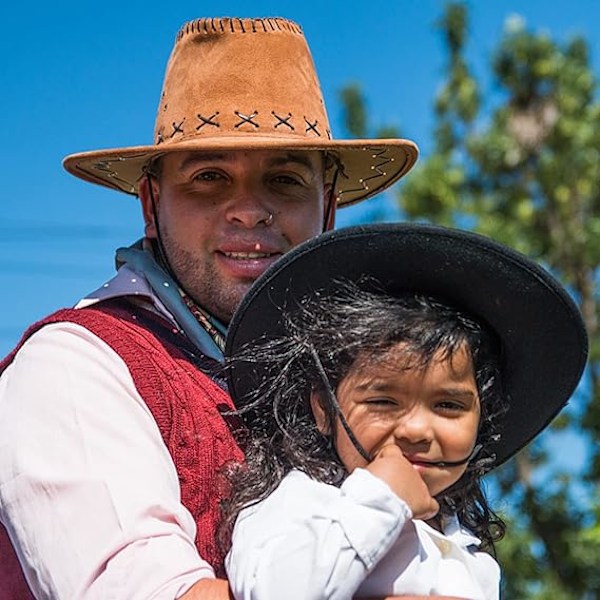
[{"left": 0, "top": 301, "right": 244, "bottom": 598}]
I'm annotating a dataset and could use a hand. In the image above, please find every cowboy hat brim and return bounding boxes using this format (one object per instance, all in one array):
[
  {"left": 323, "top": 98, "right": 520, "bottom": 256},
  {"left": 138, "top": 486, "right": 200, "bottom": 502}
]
[
  {"left": 62, "top": 137, "right": 418, "bottom": 207},
  {"left": 225, "top": 224, "right": 588, "bottom": 469}
]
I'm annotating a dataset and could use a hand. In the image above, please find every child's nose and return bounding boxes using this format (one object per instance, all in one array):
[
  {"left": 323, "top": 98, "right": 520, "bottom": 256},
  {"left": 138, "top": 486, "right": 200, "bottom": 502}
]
[{"left": 393, "top": 408, "right": 434, "bottom": 446}]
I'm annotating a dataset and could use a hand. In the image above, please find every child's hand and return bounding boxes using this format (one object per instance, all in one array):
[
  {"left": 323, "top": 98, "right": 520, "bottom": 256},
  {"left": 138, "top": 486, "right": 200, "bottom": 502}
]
[{"left": 365, "top": 444, "right": 439, "bottom": 520}]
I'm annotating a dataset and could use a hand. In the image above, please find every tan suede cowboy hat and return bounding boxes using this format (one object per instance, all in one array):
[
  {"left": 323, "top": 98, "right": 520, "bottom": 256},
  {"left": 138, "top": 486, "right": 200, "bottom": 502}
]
[{"left": 63, "top": 17, "right": 418, "bottom": 207}]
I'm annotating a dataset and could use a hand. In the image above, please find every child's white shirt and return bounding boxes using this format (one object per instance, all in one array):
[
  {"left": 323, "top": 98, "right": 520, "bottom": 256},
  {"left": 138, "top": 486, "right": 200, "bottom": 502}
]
[{"left": 225, "top": 468, "right": 500, "bottom": 600}]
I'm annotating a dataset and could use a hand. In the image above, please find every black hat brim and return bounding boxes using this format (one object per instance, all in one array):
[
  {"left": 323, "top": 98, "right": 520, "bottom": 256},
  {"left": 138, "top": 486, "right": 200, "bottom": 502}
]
[{"left": 225, "top": 224, "right": 588, "bottom": 468}]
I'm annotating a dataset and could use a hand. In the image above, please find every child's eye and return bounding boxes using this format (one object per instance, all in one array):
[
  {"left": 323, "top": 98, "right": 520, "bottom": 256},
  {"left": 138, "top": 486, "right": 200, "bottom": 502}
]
[
  {"left": 364, "top": 397, "right": 397, "bottom": 407},
  {"left": 436, "top": 400, "right": 466, "bottom": 412}
]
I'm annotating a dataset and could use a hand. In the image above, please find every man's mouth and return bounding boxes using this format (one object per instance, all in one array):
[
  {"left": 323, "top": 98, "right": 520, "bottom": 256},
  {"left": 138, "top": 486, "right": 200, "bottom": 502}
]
[{"left": 222, "top": 251, "right": 276, "bottom": 259}]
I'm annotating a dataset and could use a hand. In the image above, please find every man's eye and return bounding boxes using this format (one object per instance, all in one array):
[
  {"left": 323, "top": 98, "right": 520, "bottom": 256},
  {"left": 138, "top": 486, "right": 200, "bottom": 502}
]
[
  {"left": 193, "top": 171, "right": 223, "bottom": 182},
  {"left": 272, "top": 174, "right": 302, "bottom": 185}
]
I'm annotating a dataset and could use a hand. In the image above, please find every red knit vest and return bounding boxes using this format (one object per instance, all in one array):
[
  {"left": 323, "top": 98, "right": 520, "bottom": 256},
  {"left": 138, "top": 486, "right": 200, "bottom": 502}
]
[{"left": 0, "top": 301, "right": 244, "bottom": 598}]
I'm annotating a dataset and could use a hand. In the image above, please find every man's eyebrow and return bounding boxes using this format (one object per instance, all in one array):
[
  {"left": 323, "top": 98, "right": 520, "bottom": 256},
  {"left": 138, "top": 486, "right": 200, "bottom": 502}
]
[
  {"left": 177, "top": 151, "right": 318, "bottom": 173},
  {"left": 268, "top": 152, "right": 318, "bottom": 171},
  {"left": 178, "top": 152, "right": 230, "bottom": 172}
]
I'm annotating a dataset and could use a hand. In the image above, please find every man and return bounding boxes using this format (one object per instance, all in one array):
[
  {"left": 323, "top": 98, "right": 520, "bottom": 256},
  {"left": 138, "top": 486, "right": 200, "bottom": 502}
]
[{"left": 0, "top": 16, "right": 418, "bottom": 600}]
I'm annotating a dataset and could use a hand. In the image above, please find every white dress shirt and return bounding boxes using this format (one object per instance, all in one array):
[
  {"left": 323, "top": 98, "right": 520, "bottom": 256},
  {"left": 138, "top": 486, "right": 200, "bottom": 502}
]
[
  {"left": 226, "top": 469, "right": 500, "bottom": 600},
  {"left": 0, "top": 267, "right": 215, "bottom": 599}
]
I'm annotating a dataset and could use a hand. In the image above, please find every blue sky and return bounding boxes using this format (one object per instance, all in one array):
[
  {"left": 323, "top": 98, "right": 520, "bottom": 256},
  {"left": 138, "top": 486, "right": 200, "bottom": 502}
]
[
  {"left": 2, "top": 0, "right": 599, "bottom": 357},
  {"left": 1, "top": 0, "right": 597, "bottom": 506}
]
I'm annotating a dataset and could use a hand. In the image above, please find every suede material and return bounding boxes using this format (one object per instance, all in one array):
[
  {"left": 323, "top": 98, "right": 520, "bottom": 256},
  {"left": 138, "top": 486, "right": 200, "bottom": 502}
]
[
  {"left": 62, "top": 17, "right": 419, "bottom": 205},
  {"left": 158, "top": 18, "right": 329, "bottom": 143}
]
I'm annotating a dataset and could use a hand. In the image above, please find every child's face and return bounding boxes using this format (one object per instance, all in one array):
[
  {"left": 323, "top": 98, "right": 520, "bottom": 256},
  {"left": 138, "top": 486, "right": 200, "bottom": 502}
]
[{"left": 317, "top": 342, "right": 481, "bottom": 498}]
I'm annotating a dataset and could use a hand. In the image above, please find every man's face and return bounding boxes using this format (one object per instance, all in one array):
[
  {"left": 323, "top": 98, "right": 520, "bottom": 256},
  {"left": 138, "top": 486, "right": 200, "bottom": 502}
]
[{"left": 140, "top": 149, "right": 333, "bottom": 323}]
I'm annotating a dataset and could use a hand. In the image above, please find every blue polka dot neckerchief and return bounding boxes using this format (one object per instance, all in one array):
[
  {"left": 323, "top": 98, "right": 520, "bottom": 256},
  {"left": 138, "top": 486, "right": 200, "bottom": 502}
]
[{"left": 115, "top": 241, "right": 226, "bottom": 363}]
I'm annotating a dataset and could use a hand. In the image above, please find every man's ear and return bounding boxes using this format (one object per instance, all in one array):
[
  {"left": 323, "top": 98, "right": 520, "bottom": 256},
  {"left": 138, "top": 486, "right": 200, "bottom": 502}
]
[
  {"left": 322, "top": 184, "right": 336, "bottom": 232},
  {"left": 310, "top": 391, "right": 331, "bottom": 435},
  {"left": 138, "top": 176, "right": 159, "bottom": 239}
]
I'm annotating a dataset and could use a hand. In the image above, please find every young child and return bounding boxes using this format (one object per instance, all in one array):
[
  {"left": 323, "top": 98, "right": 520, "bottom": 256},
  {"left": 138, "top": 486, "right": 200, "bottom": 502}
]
[{"left": 221, "top": 224, "right": 588, "bottom": 600}]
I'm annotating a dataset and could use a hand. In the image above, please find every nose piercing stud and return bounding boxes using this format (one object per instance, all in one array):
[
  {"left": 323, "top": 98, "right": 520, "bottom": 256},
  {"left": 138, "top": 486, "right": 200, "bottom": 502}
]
[{"left": 264, "top": 212, "right": 274, "bottom": 226}]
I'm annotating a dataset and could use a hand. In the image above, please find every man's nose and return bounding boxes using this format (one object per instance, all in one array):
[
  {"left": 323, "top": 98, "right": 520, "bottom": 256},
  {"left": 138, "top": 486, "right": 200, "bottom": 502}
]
[{"left": 225, "top": 185, "right": 273, "bottom": 228}]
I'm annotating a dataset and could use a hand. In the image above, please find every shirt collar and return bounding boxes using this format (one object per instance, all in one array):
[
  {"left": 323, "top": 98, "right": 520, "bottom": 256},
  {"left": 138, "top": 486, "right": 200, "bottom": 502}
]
[
  {"left": 416, "top": 513, "right": 482, "bottom": 550},
  {"left": 75, "top": 239, "right": 225, "bottom": 363}
]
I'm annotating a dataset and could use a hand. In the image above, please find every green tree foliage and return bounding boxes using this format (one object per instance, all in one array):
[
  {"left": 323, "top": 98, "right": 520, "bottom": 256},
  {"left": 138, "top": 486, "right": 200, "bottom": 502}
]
[{"left": 340, "top": 3, "right": 599, "bottom": 597}]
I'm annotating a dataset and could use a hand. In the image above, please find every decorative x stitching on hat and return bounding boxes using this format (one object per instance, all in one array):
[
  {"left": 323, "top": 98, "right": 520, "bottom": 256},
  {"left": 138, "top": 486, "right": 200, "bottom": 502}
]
[{"left": 63, "top": 17, "right": 419, "bottom": 207}]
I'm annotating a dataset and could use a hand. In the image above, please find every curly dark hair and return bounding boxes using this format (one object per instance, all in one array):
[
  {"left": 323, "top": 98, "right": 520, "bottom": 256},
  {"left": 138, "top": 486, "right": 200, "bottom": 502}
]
[{"left": 219, "top": 279, "right": 508, "bottom": 555}]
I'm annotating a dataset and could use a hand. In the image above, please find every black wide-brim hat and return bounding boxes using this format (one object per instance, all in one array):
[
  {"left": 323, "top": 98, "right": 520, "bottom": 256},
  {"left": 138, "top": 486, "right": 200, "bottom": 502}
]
[{"left": 225, "top": 224, "right": 588, "bottom": 469}]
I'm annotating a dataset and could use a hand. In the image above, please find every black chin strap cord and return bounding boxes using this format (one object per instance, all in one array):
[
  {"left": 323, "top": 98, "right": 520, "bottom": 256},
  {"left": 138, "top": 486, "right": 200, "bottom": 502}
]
[
  {"left": 323, "top": 165, "right": 340, "bottom": 232},
  {"left": 308, "top": 344, "right": 372, "bottom": 462},
  {"left": 424, "top": 444, "right": 482, "bottom": 468},
  {"left": 146, "top": 175, "right": 192, "bottom": 296}
]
